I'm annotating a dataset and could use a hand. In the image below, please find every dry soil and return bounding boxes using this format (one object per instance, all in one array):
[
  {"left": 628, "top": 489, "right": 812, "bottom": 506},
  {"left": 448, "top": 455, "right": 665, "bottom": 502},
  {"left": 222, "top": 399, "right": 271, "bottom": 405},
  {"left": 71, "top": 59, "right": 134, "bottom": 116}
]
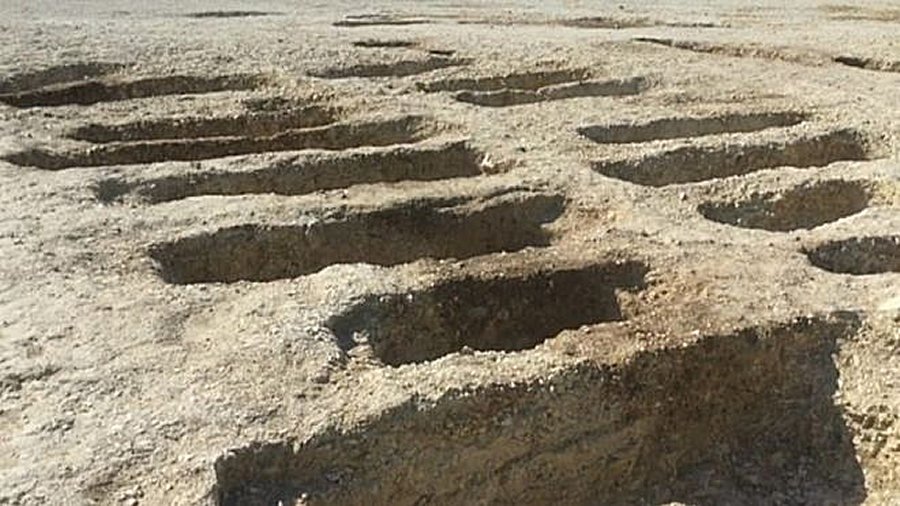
[{"left": 0, "top": 1, "right": 898, "bottom": 505}]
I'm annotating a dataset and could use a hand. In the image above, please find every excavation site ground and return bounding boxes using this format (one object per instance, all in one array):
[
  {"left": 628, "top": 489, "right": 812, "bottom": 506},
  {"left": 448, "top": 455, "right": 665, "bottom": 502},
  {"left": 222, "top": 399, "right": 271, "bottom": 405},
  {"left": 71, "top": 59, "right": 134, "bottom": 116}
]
[{"left": 0, "top": 1, "right": 898, "bottom": 505}]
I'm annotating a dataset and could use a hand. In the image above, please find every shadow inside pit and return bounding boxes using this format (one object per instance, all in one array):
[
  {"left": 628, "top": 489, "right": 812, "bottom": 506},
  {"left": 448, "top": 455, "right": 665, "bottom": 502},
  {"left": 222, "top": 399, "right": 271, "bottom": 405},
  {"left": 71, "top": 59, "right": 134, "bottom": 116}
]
[
  {"left": 327, "top": 260, "right": 648, "bottom": 366},
  {"left": 214, "top": 314, "right": 867, "bottom": 506},
  {"left": 185, "top": 11, "right": 283, "bottom": 18},
  {"left": 646, "top": 315, "right": 866, "bottom": 506}
]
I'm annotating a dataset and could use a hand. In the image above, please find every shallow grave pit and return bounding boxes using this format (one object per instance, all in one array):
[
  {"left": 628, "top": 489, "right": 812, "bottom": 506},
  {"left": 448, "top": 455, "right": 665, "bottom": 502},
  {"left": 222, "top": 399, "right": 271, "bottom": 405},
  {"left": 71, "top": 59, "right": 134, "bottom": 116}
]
[
  {"left": 0, "top": 73, "right": 265, "bottom": 108},
  {"left": 699, "top": 179, "right": 870, "bottom": 231},
  {"left": 454, "top": 75, "right": 648, "bottom": 107},
  {"left": 418, "top": 68, "right": 591, "bottom": 93},
  {"left": 69, "top": 105, "right": 337, "bottom": 143},
  {"left": 150, "top": 192, "right": 565, "bottom": 284},
  {"left": 327, "top": 260, "right": 647, "bottom": 365},
  {"left": 216, "top": 316, "right": 861, "bottom": 506},
  {"left": 95, "top": 140, "right": 484, "bottom": 204},
  {"left": 593, "top": 127, "right": 871, "bottom": 186},
  {"left": 578, "top": 110, "right": 806, "bottom": 144},
  {"left": 805, "top": 236, "right": 900, "bottom": 274},
  {"left": 311, "top": 56, "right": 468, "bottom": 79},
  {"left": 0, "top": 62, "right": 126, "bottom": 95},
  {"left": 6, "top": 115, "right": 430, "bottom": 169}
]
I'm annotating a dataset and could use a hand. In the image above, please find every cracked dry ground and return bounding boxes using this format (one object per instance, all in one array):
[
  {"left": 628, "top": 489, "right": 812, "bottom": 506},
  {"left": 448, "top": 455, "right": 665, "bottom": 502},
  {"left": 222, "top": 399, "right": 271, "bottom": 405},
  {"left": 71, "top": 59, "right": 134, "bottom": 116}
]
[{"left": 0, "top": 1, "right": 898, "bottom": 505}]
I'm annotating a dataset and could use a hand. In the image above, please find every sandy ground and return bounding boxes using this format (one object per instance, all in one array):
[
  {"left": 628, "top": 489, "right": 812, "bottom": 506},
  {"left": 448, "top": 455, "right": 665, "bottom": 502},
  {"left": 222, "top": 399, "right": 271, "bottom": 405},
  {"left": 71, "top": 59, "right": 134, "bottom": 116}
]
[{"left": 0, "top": 1, "right": 898, "bottom": 504}]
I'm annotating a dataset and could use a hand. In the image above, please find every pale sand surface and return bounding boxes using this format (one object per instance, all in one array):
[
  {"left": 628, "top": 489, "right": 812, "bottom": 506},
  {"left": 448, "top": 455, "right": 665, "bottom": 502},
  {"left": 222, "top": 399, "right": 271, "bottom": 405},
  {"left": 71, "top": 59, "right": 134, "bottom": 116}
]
[{"left": 0, "top": 1, "right": 898, "bottom": 504}]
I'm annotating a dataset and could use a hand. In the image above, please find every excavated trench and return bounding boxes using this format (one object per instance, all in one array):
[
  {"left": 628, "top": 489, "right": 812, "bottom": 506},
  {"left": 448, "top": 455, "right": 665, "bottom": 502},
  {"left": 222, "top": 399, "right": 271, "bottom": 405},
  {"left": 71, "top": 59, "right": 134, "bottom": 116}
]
[
  {"left": 327, "top": 260, "right": 647, "bottom": 365},
  {"left": 311, "top": 56, "right": 469, "bottom": 78},
  {"left": 185, "top": 11, "right": 280, "bottom": 18},
  {"left": 94, "top": 140, "right": 484, "bottom": 204},
  {"left": 0, "top": 61, "right": 125, "bottom": 94},
  {"left": 593, "top": 127, "right": 871, "bottom": 186},
  {"left": 832, "top": 55, "right": 900, "bottom": 73},
  {"left": 0, "top": 73, "right": 265, "bottom": 108},
  {"left": 454, "top": 76, "right": 649, "bottom": 107},
  {"left": 418, "top": 68, "right": 592, "bottom": 92},
  {"left": 699, "top": 179, "right": 871, "bottom": 231},
  {"left": 333, "top": 15, "right": 431, "bottom": 27},
  {"left": 5, "top": 116, "right": 430, "bottom": 169},
  {"left": 578, "top": 111, "right": 806, "bottom": 144},
  {"left": 150, "top": 192, "right": 565, "bottom": 284},
  {"left": 69, "top": 105, "right": 337, "bottom": 143},
  {"left": 214, "top": 315, "right": 864, "bottom": 506},
  {"left": 805, "top": 236, "right": 900, "bottom": 274},
  {"left": 352, "top": 39, "right": 419, "bottom": 49}
]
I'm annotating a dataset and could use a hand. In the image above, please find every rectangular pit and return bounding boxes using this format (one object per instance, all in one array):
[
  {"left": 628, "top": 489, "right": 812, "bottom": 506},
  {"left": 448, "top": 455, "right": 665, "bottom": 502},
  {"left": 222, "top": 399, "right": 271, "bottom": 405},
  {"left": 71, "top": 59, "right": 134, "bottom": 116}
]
[
  {"left": 418, "top": 68, "right": 592, "bottom": 93},
  {"left": 311, "top": 56, "right": 469, "bottom": 78},
  {"left": 5, "top": 116, "right": 431, "bottom": 169},
  {"left": 149, "top": 192, "right": 565, "bottom": 284},
  {"left": 699, "top": 179, "right": 871, "bottom": 231},
  {"left": 805, "top": 235, "right": 900, "bottom": 274},
  {"left": 0, "top": 62, "right": 125, "bottom": 94},
  {"left": 327, "top": 260, "right": 648, "bottom": 365},
  {"left": 95, "top": 140, "right": 485, "bottom": 204},
  {"left": 0, "top": 73, "right": 265, "bottom": 108},
  {"left": 455, "top": 76, "right": 648, "bottom": 107},
  {"left": 69, "top": 105, "right": 337, "bottom": 143},
  {"left": 593, "top": 127, "right": 871, "bottom": 186},
  {"left": 214, "top": 315, "right": 863, "bottom": 506},
  {"left": 578, "top": 111, "right": 807, "bottom": 144}
]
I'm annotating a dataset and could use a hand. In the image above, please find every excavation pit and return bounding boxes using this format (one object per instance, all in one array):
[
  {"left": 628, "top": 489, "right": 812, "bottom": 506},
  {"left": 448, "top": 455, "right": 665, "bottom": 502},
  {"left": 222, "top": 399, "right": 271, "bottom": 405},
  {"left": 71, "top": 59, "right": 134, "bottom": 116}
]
[
  {"left": 327, "top": 260, "right": 647, "bottom": 365},
  {"left": 833, "top": 55, "right": 900, "bottom": 73},
  {"left": 578, "top": 111, "right": 806, "bottom": 144},
  {"left": 6, "top": 116, "right": 431, "bottom": 169},
  {"left": 150, "top": 192, "right": 565, "bottom": 284},
  {"left": 333, "top": 15, "right": 431, "bottom": 27},
  {"left": 558, "top": 16, "right": 656, "bottom": 29},
  {"left": 215, "top": 316, "right": 863, "bottom": 506},
  {"left": 455, "top": 76, "right": 648, "bottom": 107},
  {"left": 351, "top": 39, "right": 418, "bottom": 49},
  {"left": 805, "top": 236, "right": 900, "bottom": 274},
  {"left": 699, "top": 179, "right": 870, "bottom": 231},
  {"left": 0, "top": 73, "right": 265, "bottom": 108},
  {"left": 311, "top": 56, "right": 468, "bottom": 78},
  {"left": 0, "top": 62, "right": 125, "bottom": 94},
  {"left": 593, "top": 128, "right": 871, "bottom": 186},
  {"left": 95, "top": 140, "right": 485, "bottom": 204},
  {"left": 185, "top": 11, "right": 280, "bottom": 18},
  {"left": 418, "top": 68, "right": 591, "bottom": 93},
  {"left": 69, "top": 105, "right": 336, "bottom": 143}
]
